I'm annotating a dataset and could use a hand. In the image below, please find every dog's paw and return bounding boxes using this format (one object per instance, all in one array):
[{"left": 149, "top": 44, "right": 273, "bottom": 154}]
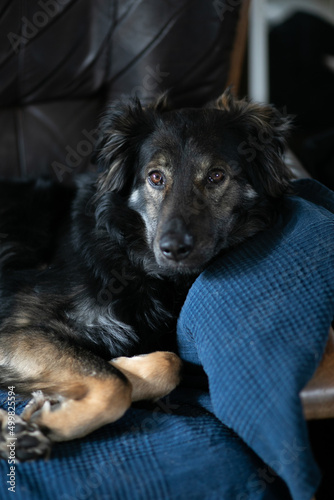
[
  {"left": 0, "top": 395, "right": 53, "bottom": 462},
  {"left": 111, "top": 351, "right": 182, "bottom": 402}
]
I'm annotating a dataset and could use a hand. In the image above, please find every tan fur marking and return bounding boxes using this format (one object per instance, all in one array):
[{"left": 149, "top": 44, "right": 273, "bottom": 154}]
[
  {"left": 219, "top": 93, "right": 232, "bottom": 111},
  {"left": 13, "top": 316, "right": 32, "bottom": 328},
  {"left": 30, "top": 377, "right": 131, "bottom": 441},
  {"left": 146, "top": 154, "right": 168, "bottom": 170},
  {"left": 0, "top": 325, "right": 133, "bottom": 441},
  {"left": 1, "top": 318, "right": 181, "bottom": 443},
  {"left": 216, "top": 87, "right": 234, "bottom": 111}
]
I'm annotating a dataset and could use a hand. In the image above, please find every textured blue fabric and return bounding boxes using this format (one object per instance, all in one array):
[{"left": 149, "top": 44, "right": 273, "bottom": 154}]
[
  {"left": 0, "top": 391, "right": 291, "bottom": 500},
  {"left": 178, "top": 178, "right": 334, "bottom": 500},
  {"left": 0, "top": 179, "right": 333, "bottom": 500}
]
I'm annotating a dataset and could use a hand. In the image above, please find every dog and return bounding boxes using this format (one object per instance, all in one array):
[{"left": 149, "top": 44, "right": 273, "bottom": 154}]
[{"left": 0, "top": 89, "right": 292, "bottom": 461}]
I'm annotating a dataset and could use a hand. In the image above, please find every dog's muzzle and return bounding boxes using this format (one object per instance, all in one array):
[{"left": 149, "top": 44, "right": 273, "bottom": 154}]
[{"left": 159, "top": 218, "right": 194, "bottom": 262}]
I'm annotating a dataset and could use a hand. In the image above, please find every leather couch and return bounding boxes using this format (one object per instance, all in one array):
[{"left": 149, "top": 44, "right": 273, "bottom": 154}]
[{"left": 0, "top": 0, "right": 241, "bottom": 181}]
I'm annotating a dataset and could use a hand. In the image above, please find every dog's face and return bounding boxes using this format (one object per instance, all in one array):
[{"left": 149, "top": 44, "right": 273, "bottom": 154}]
[{"left": 94, "top": 90, "right": 291, "bottom": 275}]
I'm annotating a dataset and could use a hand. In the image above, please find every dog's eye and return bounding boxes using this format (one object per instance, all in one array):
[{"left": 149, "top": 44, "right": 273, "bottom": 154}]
[
  {"left": 148, "top": 171, "right": 165, "bottom": 187},
  {"left": 207, "top": 170, "right": 225, "bottom": 184}
]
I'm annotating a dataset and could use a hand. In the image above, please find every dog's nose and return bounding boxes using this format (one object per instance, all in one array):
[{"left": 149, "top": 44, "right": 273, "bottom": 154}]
[{"left": 159, "top": 233, "right": 194, "bottom": 261}]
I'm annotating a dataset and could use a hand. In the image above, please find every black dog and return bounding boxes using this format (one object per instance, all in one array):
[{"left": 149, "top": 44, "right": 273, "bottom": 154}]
[{"left": 0, "top": 90, "right": 291, "bottom": 460}]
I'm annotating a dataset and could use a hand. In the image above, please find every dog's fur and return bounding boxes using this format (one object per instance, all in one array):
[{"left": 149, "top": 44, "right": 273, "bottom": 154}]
[{"left": 0, "top": 90, "right": 291, "bottom": 460}]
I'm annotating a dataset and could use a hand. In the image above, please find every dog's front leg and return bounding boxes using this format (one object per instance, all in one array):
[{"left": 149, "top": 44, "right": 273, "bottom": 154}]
[
  {"left": 0, "top": 328, "right": 182, "bottom": 461},
  {"left": 0, "top": 328, "right": 132, "bottom": 460}
]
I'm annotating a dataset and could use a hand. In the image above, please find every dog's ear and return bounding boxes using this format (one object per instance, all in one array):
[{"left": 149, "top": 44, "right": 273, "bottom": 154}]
[
  {"left": 93, "top": 94, "right": 171, "bottom": 197},
  {"left": 93, "top": 98, "right": 154, "bottom": 196},
  {"left": 215, "top": 88, "right": 293, "bottom": 198}
]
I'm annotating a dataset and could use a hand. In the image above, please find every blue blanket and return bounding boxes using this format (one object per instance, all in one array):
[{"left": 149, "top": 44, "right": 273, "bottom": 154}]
[{"left": 1, "top": 179, "right": 334, "bottom": 500}]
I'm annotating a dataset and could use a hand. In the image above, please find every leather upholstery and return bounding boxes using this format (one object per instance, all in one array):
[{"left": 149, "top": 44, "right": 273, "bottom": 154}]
[
  {"left": 0, "top": 0, "right": 241, "bottom": 180},
  {"left": 301, "top": 328, "right": 334, "bottom": 420}
]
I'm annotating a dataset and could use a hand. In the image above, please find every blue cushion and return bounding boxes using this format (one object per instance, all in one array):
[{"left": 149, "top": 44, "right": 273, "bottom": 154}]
[{"left": 178, "top": 178, "right": 334, "bottom": 499}]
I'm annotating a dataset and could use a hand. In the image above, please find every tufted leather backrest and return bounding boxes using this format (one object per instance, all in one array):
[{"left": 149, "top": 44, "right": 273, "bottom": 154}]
[{"left": 0, "top": 0, "right": 242, "bottom": 180}]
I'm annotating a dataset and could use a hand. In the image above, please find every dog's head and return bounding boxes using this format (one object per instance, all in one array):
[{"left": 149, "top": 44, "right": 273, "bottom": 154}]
[{"left": 93, "top": 89, "right": 292, "bottom": 275}]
